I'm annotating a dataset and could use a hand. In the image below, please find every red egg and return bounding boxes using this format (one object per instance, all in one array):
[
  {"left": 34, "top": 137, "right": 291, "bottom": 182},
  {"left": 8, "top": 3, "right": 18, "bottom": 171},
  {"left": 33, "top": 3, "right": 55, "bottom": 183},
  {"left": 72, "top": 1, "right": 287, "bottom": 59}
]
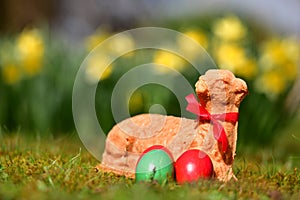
[{"left": 175, "top": 149, "right": 213, "bottom": 184}]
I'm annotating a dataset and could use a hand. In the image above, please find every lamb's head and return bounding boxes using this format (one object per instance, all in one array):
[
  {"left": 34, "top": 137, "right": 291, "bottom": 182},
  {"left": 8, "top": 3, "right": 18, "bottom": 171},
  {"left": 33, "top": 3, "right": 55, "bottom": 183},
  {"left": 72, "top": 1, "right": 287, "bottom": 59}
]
[{"left": 195, "top": 69, "right": 248, "bottom": 113}]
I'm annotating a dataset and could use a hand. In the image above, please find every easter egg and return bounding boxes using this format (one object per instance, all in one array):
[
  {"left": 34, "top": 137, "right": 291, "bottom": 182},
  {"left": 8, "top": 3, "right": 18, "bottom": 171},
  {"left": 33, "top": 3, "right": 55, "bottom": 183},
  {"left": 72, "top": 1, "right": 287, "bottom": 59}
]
[
  {"left": 175, "top": 149, "right": 213, "bottom": 184},
  {"left": 135, "top": 149, "right": 174, "bottom": 184}
]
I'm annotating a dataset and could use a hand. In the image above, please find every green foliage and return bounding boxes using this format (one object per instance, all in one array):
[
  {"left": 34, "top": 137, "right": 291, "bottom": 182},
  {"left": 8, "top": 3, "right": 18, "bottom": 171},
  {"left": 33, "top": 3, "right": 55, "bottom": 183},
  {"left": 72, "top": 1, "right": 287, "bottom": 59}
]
[
  {"left": 0, "top": 29, "right": 82, "bottom": 132},
  {"left": 0, "top": 134, "right": 299, "bottom": 200}
]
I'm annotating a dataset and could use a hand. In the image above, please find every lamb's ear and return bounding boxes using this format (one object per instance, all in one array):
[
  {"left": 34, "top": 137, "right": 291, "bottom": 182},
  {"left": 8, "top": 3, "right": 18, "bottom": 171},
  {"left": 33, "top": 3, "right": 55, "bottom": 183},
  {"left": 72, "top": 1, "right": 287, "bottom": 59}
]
[
  {"left": 234, "top": 78, "right": 248, "bottom": 106},
  {"left": 195, "top": 77, "right": 210, "bottom": 101}
]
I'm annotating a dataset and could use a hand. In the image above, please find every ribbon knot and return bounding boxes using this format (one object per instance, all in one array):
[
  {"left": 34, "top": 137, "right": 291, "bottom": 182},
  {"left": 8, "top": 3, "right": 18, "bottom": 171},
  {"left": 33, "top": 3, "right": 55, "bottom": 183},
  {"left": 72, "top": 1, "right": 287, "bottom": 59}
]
[{"left": 185, "top": 94, "right": 239, "bottom": 153}]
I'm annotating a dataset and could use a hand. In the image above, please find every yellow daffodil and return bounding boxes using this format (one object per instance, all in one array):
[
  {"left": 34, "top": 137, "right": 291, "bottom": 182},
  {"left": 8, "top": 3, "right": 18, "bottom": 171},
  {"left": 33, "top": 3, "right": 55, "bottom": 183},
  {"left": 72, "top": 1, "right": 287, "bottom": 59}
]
[
  {"left": 1, "top": 64, "right": 21, "bottom": 85},
  {"left": 215, "top": 43, "right": 257, "bottom": 79},
  {"left": 16, "top": 28, "right": 44, "bottom": 76},
  {"left": 213, "top": 15, "right": 247, "bottom": 41},
  {"left": 85, "top": 29, "right": 110, "bottom": 51},
  {"left": 259, "top": 37, "right": 299, "bottom": 82},
  {"left": 255, "top": 71, "right": 286, "bottom": 99},
  {"left": 153, "top": 50, "right": 185, "bottom": 74},
  {"left": 85, "top": 30, "right": 135, "bottom": 58},
  {"left": 259, "top": 38, "right": 286, "bottom": 67},
  {"left": 283, "top": 37, "right": 300, "bottom": 63},
  {"left": 85, "top": 54, "right": 113, "bottom": 83},
  {"left": 235, "top": 59, "right": 257, "bottom": 79},
  {"left": 255, "top": 36, "right": 300, "bottom": 99},
  {"left": 177, "top": 29, "right": 208, "bottom": 59},
  {"left": 179, "top": 29, "right": 208, "bottom": 48},
  {"left": 283, "top": 61, "right": 298, "bottom": 81},
  {"left": 107, "top": 33, "right": 135, "bottom": 56}
]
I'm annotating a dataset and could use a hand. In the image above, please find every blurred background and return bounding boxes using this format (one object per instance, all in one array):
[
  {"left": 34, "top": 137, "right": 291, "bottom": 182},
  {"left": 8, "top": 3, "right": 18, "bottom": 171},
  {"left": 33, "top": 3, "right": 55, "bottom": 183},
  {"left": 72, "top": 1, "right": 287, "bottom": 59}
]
[{"left": 0, "top": 0, "right": 299, "bottom": 156}]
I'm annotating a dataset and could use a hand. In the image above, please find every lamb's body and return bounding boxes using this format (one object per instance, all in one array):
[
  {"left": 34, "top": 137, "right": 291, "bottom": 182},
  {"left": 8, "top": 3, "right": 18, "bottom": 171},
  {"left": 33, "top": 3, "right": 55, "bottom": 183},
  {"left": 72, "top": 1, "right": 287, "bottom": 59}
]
[{"left": 97, "top": 70, "right": 248, "bottom": 181}]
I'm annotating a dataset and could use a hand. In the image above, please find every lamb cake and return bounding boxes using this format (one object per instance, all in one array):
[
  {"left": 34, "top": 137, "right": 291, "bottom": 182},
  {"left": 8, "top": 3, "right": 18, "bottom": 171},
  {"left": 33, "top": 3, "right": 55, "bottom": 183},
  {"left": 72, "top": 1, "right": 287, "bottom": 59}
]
[{"left": 97, "top": 69, "right": 248, "bottom": 182}]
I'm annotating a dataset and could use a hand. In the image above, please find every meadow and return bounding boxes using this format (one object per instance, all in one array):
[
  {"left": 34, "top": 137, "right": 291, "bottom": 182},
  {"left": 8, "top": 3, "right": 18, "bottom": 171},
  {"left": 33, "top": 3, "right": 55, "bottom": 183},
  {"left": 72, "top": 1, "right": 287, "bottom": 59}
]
[{"left": 0, "top": 128, "right": 299, "bottom": 200}]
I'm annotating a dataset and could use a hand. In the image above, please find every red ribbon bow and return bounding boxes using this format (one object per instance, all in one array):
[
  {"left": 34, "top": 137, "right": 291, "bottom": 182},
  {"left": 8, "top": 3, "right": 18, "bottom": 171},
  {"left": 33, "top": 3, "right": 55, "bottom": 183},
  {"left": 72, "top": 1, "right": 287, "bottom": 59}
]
[{"left": 185, "top": 94, "right": 239, "bottom": 153}]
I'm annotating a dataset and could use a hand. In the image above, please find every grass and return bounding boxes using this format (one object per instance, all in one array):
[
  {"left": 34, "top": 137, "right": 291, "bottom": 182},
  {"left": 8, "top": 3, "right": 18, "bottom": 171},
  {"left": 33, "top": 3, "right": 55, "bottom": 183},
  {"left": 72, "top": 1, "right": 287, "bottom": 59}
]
[{"left": 0, "top": 132, "right": 299, "bottom": 200}]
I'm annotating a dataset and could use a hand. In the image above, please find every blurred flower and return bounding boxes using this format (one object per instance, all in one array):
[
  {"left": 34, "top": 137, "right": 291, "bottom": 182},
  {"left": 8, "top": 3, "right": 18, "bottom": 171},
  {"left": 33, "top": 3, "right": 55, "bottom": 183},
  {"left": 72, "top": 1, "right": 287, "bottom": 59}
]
[
  {"left": 259, "top": 37, "right": 299, "bottom": 81},
  {"left": 153, "top": 50, "right": 185, "bottom": 74},
  {"left": 177, "top": 29, "right": 208, "bottom": 59},
  {"left": 85, "top": 29, "right": 135, "bottom": 59},
  {"left": 255, "top": 71, "right": 286, "bottom": 99},
  {"left": 179, "top": 29, "right": 208, "bottom": 48},
  {"left": 85, "top": 29, "right": 110, "bottom": 51},
  {"left": 107, "top": 33, "right": 135, "bottom": 56},
  {"left": 85, "top": 54, "right": 113, "bottom": 84},
  {"left": 16, "top": 28, "right": 44, "bottom": 76},
  {"left": 284, "top": 37, "right": 300, "bottom": 63},
  {"left": 260, "top": 39, "right": 285, "bottom": 66},
  {"left": 235, "top": 59, "right": 257, "bottom": 79},
  {"left": 284, "top": 61, "right": 299, "bottom": 81},
  {"left": 254, "top": 37, "right": 300, "bottom": 99},
  {"left": 1, "top": 64, "right": 21, "bottom": 85},
  {"left": 213, "top": 15, "right": 247, "bottom": 41},
  {"left": 215, "top": 43, "right": 257, "bottom": 79}
]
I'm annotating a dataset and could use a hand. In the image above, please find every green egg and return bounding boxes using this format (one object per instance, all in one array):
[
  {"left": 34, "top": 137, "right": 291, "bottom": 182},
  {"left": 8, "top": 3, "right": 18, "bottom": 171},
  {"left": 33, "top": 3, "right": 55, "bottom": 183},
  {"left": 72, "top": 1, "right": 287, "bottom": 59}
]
[{"left": 135, "top": 149, "right": 174, "bottom": 184}]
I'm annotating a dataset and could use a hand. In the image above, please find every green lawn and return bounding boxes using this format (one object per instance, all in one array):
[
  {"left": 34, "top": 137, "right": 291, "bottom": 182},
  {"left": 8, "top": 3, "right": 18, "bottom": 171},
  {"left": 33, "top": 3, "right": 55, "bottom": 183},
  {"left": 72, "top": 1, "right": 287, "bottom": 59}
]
[{"left": 0, "top": 132, "right": 299, "bottom": 200}]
